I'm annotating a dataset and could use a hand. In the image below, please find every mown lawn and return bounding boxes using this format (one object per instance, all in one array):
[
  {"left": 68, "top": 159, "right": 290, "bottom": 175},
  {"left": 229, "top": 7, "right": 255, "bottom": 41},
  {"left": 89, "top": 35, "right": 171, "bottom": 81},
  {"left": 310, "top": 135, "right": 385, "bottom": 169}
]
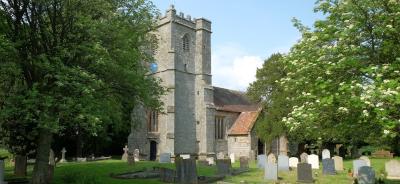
[{"left": 2, "top": 151, "right": 400, "bottom": 184}]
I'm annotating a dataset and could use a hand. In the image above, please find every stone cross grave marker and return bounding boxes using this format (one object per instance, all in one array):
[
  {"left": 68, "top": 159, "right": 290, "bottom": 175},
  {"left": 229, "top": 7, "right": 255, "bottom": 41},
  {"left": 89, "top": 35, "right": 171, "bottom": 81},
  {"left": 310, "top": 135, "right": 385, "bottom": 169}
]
[
  {"left": 159, "top": 153, "right": 171, "bottom": 163},
  {"left": 308, "top": 154, "right": 319, "bottom": 169},
  {"left": 257, "top": 154, "right": 266, "bottom": 169},
  {"left": 332, "top": 156, "right": 343, "bottom": 171},
  {"left": 121, "top": 145, "right": 128, "bottom": 161},
  {"left": 264, "top": 162, "right": 278, "bottom": 181},
  {"left": 216, "top": 159, "right": 232, "bottom": 176},
  {"left": 289, "top": 157, "right": 299, "bottom": 168},
  {"left": 60, "top": 147, "right": 67, "bottom": 163},
  {"left": 297, "top": 163, "right": 313, "bottom": 183},
  {"left": 359, "top": 156, "right": 371, "bottom": 166},
  {"left": 239, "top": 156, "right": 249, "bottom": 169},
  {"left": 176, "top": 157, "right": 198, "bottom": 184},
  {"left": 0, "top": 157, "right": 7, "bottom": 184},
  {"left": 229, "top": 153, "right": 235, "bottom": 163},
  {"left": 353, "top": 159, "right": 367, "bottom": 177},
  {"left": 322, "top": 158, "right": 336, "bottom": 175},
  {"left": 357, "top": 166, "right": 375, "bottom": 184},
  {"left": 385, "top": 160, "right": 400, "bottom": 180},
  {"left": 267, "top": 153, "right": 276, "bottom": 163},
  {"left": 322, "top": 149, "right": 330, "bottom": 160},
  {"left": 278, "top": 155, "right": 289, "bottom": 171},
  {"left": 300, "top": 152, "right": 308, "bottom": 163}
]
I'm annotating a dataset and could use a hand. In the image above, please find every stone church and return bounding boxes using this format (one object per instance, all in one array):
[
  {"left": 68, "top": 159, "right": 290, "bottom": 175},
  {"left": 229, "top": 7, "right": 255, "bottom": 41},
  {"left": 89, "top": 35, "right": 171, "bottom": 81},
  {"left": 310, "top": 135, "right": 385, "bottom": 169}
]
[{"left": 128, "top": 5, "right": 288, "bottom": 162}]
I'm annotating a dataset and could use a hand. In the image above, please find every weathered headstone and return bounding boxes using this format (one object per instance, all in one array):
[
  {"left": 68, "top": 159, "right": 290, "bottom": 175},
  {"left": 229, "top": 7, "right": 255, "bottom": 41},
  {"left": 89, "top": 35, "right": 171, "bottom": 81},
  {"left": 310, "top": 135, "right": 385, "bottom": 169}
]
[
  {"left": 278, "top": 155, "right": 289, "bottom": 171},
  {"left": 229, "top": 153, "right": 235, "bottom": 163},
  {"left": 322, "top": 149, "right": 330, "bottom": 160},
  {"left": 198, "top": 160, "right": 209, "bottom": 167},
  {"left": 159, "top": 153, "right": 171, "bottom": 163},
  {"left": 264, "top": 162, "right": 278, "bottom": 181},
  {"left": 134, "top": 149, "right": 140, "bottom": 162},
  {"left": 159, "top": 167, "right": 176, "bottom": 183},
  {"left": 0, "top": 157, "right": 7, "bottom": 184},
  {"left": 297, "top": 163, "right": 313, "bottom": 183},
  {"left": 267, "top": 153, "right": 276, "bottom": 163},
  {"left": 332, "top": 156, "right": 343, "bottom": 171},
  {"left": 239, "top": 156, "right": 249, "bottom": 169},
  {"left": 322, "top": 158, "right": 336, "bottom": 175},
  {"left": 121, "top": 145, "right": 128, "bottom": 161},
  {"left": 48, "top": 149, "right": 55, "bottom": 182},
  {"left": 176, "top": 157, "right": 198, "bottom": 184},
  {"left": 76, "top": 157, "right": 87, "bottom": 162},
  {"left": 300, "top": 152, "right": 308, "bottom": 163},
  {"left": 217, "top": 152, "right": 225, "bottom": 159},
  {"left": 385, "top": 160, "right": 400, "bottom": 180},
  {"left": 257, "top": 155, "right": 266, "bottom": 169},
  {"left": 357, "top": 166, "right": 375, "bottom": 184},
  {"left": 216, "top": 159, "right": 232, "bottom": 176},
  {"left": 308, "top": 154, "right": 319, "bottom": 169},
  {"left": 289, "top": 157, "right": 299, "bottom": 168},
  {"left": 206, "top": 157, "right": 215, "bottom": 165},
  {"left": 359, "top": 156, "right": 371, "bottom": 166},
  {"left": 353, "top": 159, "right": 367, "bottom": 177},
  {"left": 60, "top": 147, "right": 67, "bottom": 163}
]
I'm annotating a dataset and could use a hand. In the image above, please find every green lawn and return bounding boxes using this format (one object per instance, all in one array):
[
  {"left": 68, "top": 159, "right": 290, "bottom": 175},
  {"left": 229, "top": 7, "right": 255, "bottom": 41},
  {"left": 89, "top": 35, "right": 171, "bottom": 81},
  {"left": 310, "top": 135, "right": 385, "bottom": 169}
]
[{"left": 3, "top": 153, "right": 400, "bottom": 184}]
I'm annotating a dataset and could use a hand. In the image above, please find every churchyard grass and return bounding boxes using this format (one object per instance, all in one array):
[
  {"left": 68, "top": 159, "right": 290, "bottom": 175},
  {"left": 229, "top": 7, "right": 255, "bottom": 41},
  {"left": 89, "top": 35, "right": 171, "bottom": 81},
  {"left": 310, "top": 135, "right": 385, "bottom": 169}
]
[{"left": 2, "top": 154, "right": 400, "bottom": 184}]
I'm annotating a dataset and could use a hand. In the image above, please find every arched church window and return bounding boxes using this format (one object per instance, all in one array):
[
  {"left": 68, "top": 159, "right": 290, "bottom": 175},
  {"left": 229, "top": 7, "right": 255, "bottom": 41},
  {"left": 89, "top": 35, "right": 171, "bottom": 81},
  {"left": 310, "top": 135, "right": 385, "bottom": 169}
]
[
  {"left": 215, "top": 116, "right": 225, "bottom": 139},
  {"left": 147, "top": 111, "right": 158, "bottom": 132},
  {"left": 183, "top": 34, "right": 190, "bottom": 52}
]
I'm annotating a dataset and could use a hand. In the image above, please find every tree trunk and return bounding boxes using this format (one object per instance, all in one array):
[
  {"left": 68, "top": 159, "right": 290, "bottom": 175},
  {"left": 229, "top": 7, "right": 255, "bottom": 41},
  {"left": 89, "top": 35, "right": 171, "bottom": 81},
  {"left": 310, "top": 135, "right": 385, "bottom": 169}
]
[
  {"left": 31, "top": 129, "right": 53, "bottom": 184},
  {"left": 14, "top": 155, "right": 27, "bottom": 177}
]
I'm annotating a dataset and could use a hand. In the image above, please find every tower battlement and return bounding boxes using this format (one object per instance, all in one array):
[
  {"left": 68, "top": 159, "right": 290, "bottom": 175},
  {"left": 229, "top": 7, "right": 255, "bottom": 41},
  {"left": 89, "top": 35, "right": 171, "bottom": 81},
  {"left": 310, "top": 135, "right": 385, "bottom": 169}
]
[{"left": 158, "top": 5, "right": 211, "bottom": 32}]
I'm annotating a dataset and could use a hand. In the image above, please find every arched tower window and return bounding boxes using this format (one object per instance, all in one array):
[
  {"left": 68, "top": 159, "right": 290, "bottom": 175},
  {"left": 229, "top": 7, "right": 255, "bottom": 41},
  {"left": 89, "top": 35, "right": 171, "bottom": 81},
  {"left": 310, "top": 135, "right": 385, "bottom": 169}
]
[{"left": 182, "top": 34, "right": 190, "bottom": 52}]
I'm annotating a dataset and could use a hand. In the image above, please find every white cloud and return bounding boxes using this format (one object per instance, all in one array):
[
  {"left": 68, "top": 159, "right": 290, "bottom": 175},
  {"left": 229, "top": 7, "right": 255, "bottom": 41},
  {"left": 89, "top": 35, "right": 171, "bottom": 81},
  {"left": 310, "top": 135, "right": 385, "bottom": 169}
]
[{"left": 212, "top": 43, "right": 263, "bottom": 91}]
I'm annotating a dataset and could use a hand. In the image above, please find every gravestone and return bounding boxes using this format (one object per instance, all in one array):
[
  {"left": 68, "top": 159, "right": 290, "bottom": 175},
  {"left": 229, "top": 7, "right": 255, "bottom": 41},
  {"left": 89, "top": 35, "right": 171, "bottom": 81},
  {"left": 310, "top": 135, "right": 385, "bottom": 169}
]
[
  {"left": 257, "top": 155, "right": 266, "bottom": 168},
  {"left": 264, "top": 162, "right": 278, "bottom": 181},
  {"left": 159, "top": 167, "right": 176, "bottom": 183},
  {"left": 48, "top": 149, "right": 55, "bottom": 182},
  {"left": 239, "top": 156, "right": 249, "bottom": 169},
  {"left": 121, "top": 145, "right": 128, "bottom": 161},
  {"left": 278, "top": 155, "right": 289, "bottom": 171},
  {"left": 359, "top": 156, "right": 371, "bottom": 166},
  {"left": 267, "top": 153, "right": 276, "bottom": 163},
  {"left": 159, "top": 153, "right": 171, "bottom": 163},
  {"left": 385, "top": 160, "right": 400, "bottom": 180},
  {"left": 206, "top": 157, "right": 215, "bottom": 165},
  {"left": 332, "top": 156, "right": 343, "bottom": 171},
  {"left": 308, "top": 154, "right": 319, "bottom": 169},
  {"left": 176, "top": 157, "right": 198, "bottom": 184},
  {"left": 300, "top": 152, "right": 308, "bottom": 163},
  {"left": 134, "top": 149, "right": 140, "bottom": 162},
  {"left": 181, "top": 154, "right": 190, "bottom": 159},
  {"left": 0, "top": 157, "right": 7, "bottom": 184},
  {"left": 322, "top": 149, "right": 330, "bottom": 159},
  {"left": 353, "top": 159, "right": 367, "bottom": 177},
  {"left": 322, "top": 158, "right": 336, "bottom": 175},
  {"left": 289, "top": 157, "right": 299, "bottom": 168},
  {"left": 297, "top": 163, "right": 313, "bottom": 183},
  {"left": 60, "top": 147, "right": 67, "bottom": 163},
  {"left": 76, "top": 157, "right": 87, "bottom": 162},
  {"left": 229, "top": 153, "right": 235, "bottom": 163},
  {"left": 216, "top": 159, "right": 232, "bottom": 176},
  {"left": 357, "top": 166, "right": 375, "bottom": 184}
]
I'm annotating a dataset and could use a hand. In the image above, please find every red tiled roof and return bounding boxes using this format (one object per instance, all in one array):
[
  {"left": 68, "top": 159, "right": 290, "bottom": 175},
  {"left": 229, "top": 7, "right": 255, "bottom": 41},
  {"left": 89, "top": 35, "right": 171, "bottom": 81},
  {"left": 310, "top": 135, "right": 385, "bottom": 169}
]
[{"left": 228, "top": 110, "right": 260, "bottom": 135}]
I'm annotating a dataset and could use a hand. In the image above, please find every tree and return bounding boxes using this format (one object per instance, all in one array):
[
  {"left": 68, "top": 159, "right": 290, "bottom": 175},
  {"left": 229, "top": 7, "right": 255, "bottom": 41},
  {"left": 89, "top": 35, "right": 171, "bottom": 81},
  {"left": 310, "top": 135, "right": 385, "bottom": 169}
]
[
  {"left": 268, "top": 0, "right": 400, "bottom": 149},
  {"left": 0, "top": 0, "right": 164, "bottom": 183}
]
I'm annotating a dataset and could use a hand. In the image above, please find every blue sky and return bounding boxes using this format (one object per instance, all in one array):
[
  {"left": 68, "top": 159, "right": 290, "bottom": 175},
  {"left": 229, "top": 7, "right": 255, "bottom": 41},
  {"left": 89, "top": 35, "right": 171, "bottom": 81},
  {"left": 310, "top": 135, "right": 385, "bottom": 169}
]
[{"left": 152, "top": 1, "right": 324, "bottom": 91}]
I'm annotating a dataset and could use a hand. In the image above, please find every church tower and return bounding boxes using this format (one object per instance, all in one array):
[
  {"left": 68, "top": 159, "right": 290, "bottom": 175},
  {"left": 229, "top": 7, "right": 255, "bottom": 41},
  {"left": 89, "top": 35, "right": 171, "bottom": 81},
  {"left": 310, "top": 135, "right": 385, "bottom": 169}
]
[{"left": 151, "top": 5, "right": 215, "bottom": 158}]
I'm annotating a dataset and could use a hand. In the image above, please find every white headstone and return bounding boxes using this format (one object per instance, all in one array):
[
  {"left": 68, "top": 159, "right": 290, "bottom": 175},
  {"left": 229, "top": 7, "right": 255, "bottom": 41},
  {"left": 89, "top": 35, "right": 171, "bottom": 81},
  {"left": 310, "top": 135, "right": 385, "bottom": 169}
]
[
  {"left": 322, "top": 149, "right": 330, "bottom": 159},
  {"left": 267, "top": 153, "right": 276, "bottom": 164},
  {"left": 385, "top": 160, "right": 400, "bottom": 180},
  {"left": 134, "top": 149, "right": 140, "bottom": 161},
  {"left": 159, "top": 153, "right": 171, "bottom": 163},
  {"left": 353, "top": 159, "right": 367, "bottom": 177},
  {"left": 60, "top": 147, "right": 67, "bottom": 163},
  {"left": 229, "top": 153, "right": 235, "bottom": 163},
  {"left": 121, "top": 145, "right": 128, "bottom": 161},
  {"left": 359, "top": 156, "right": 371, "bottom": 166},
  {"left": 289, "top": 157, "right": 299, "bottom": 168},
  {"left": 206, "top": 157, "right": 215, "bottom": 165},
  {"left": 278, "top": 155, "right": 289, "bottom": 171},
  {"left": 217, "top": 152, "right": 225, "bottom": 159},
  {"left": 257, "top": 155, "right": 266, "bottom": 168},
  {"left": 307, "top": 154, "right": 319, "bottom": 169},
  {"left": 181, "top": 154, "right": 190, "bottom": 159},
  {"left": 300, "top": 152, "right": 308, "bottom": 163}
]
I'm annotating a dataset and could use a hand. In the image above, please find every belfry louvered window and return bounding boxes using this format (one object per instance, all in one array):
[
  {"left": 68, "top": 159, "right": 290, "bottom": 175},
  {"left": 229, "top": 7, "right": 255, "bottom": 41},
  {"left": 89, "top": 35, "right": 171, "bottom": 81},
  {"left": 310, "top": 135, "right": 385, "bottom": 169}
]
[{"left": 183, "top": 34, "right": 189, "bottom": 52}]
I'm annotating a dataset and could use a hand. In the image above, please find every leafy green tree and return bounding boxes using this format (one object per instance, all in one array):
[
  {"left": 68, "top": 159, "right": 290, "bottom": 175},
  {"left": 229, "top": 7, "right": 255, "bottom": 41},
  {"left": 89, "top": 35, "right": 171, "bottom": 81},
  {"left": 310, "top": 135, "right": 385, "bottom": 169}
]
[
  {"left": 275, "top": 0, "right": 400, "bottom": 149},
  {"left": 0, "top": 0, "right": 164, "bottom": 183}
]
